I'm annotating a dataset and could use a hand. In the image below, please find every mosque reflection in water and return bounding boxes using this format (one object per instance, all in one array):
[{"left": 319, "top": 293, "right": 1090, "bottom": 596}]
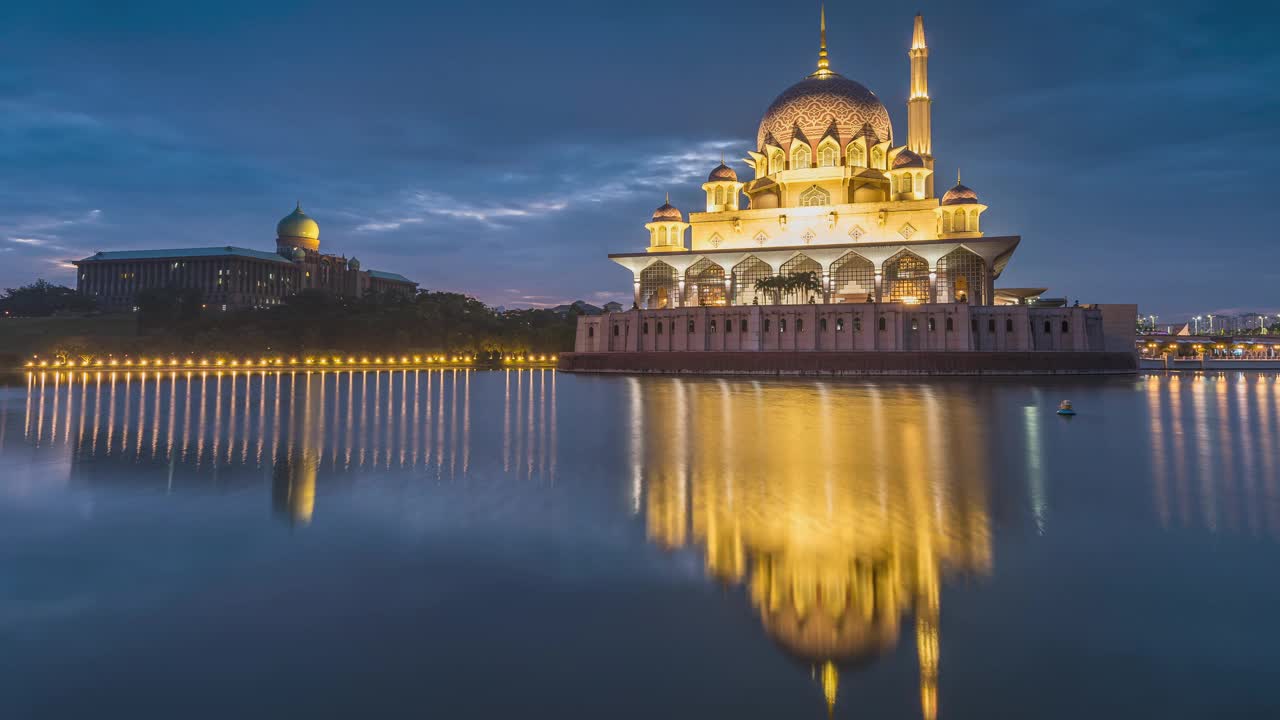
[
  {"left": 14, "top": 368, "right": 558, "bottom": 525},
  {"left": 629, "top": 378, "right": 991, "bottom": 718}
]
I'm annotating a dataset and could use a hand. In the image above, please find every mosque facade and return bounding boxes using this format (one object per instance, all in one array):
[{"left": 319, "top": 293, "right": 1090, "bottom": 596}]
[
  {"left": 73, "top": 204, "right": 416, "bottom": 312},
  {"left": 612, "top": 12, "right": 1014, "bottom": 310}
]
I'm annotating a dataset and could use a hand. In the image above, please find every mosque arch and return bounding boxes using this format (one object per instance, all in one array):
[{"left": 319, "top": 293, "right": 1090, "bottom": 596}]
[
  {"left": 884, "top": 250, "right": 930, "bottom": 303},
  {"left": 640, "top": 261, "right": 677, "bottom": 309},
  {"left": 685, "top": 257, "right": 727, "bottom": 306},
  {"left": 936, "top": 247, "right": 985, "bottom": 304},
  {"left": 780, "top": 254, "right": 822, "bottom": 304},
  {"left": 732, "top": 256, "right": 773, "bottom": 306},
  {"left": 800, "top": 185, "right": 831, "bottom": 207},
  {"left": 831, "top": 252, "right": 875, "bottom": 302},
  {"left": 791, "top": 145, "right": 811, "bottom": 170}
]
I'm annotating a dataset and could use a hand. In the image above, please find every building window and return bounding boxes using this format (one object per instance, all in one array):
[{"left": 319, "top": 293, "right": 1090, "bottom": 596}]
[
  {"left": 942, "top": 214, "right": 952, "bottom": 233},
  {"left": 613, "top": 325, "right": 620, "bottom": 336},
  {"left": 656, "top": 321, "right": 663, "bottom": 335},
  {"left": 779, "top": 318, "right": 787, "bottom": 333},
  {"left": 799, "top": 185, "right": 831, "bottom": 207},
  {"left": 988, "top": 318, "right": 996, "bottom": 333},
  {"left": 710, "top": 319, "right": 717, "bottom": 333},
  {"left": 764, "top": 319, "right": 770, "bottom": 333},
  {"left": 1062, "top": 320, "right": 1070, "bottom": 333},
  {"left": 847, "top": 145, "right": 864, "bottom": 167},
  {"left": 928, "top": 317, "right": 936, "bottom": 332},
  {"left": 820, "top": 318, "right": 827, "bottom": 332},
  {"left": 1044, "top": 320, "right": 1052, "bottom": 334},
  {"left": 588, "top": 326, "right": 594, "bottom": 338},
  {"left": 643, "top": 322, "right": 649, "bottom": 335},
  {"left": 955, "top": 211, "right": 967, "bottom": 232},
  {"left": 946, "top": 317, "right": 954, "bottom": 331},
  {"left": 1006, "top": 318, "right": 1014, "bottom": 332},
  {"left": 714, "top": 187, "right": 724, "bottom": 205},
  {"left": 791, "top": 146, "right": 811, "bottom": 169},
  {"left": 688, "top": 320, "right": 695, "bottom": 333},
  {"left": 670, "top": 321, "right": 675, "bottom": 334},
  {"left": 872, "top": 147, "right": 884, "bottom": 167},
  {"left": 854, "top": 317, "right": 862, "bottom": 333},
  {"left": 771, "top": 152, "right": 785, "bottom": 174},
  {"left": 911, "top": 318, "right": 919, "bottom": 331},
  {"left": 796, "top": 318, "right": 804, "bottom": 332},
  {"left": 836, "top": 318, "right": 845, "bottom": 332},
  {"left": 902, "top": 173, "right": 914, "bottom": 193},
  {"left": 819, "top": 146, "right": 837, "bottom": 167},
  {"left": 879, "top": 316, "right": 886, "bottom": 332},
  {"left": 740, "top": 319, "right": 747, "bottom": 332}
]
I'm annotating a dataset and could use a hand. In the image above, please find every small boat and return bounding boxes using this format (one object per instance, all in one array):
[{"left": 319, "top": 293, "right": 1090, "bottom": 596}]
[{"left": 1057, "top": 400, "right": 1076, "bottom": 416}]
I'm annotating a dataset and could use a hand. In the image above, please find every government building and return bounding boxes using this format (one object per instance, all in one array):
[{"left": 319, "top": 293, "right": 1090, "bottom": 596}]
[
  {"left": 566, "top": 11, "right": 1137, "bottom": 373},
  {"left": 73, "top": 204, "right": 417, "bottom": 311}
]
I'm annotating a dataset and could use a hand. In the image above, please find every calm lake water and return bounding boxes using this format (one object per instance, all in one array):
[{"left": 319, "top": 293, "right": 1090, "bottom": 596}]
[{"left": 1, "top": 369, "right": 1278, "bottom": 719}]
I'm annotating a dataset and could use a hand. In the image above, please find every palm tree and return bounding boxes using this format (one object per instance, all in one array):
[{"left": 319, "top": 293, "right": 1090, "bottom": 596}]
[{"left": 757, "top": 271, "right": 822, "bottom": 305}]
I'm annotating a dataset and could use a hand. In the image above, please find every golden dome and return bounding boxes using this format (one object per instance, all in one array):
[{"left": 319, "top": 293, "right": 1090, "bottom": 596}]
[
  {"left": 651, "top": 195, "right": 683, "bottom": 222},
  {"left": 892, "top": 149, "right": 925, "bottom": 169},
  {"left": 758, "top": 74, "right": 893, "bottom": 153},
  {"left": 941, "top": 183, "right": 979, "bottom": 206},
  {"left": 708, "top": 162, "right": 738, "bottom": 182},
  {"left": 277, "top": 203, "right": 320, "bottom": 242}
]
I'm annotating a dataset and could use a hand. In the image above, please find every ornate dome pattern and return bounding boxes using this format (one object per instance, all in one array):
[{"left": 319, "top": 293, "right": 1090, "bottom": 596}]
[
  {"left": 757, "top": 75, "right": 893, "bottom": 153},
  {"left": 652, "top": 201, "right": 683, "bottom": 222},
  {"left": 277, "top": 203, "right": 320, "bottom": 241},
  {"left": 892, "top": 149, "right": 925, "bottom": 169},
  {"left": 941, "top": 183, "right": 979, "bottom": 205},
  {"left": 708, "top": 163, "right": 738, "bottom": 182}
]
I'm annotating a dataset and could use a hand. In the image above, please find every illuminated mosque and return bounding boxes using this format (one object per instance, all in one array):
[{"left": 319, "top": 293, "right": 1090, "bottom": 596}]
[
  {"left": 74, "top": 203, "right": 417, "bottom": 312},
  {"left": 611, "top": 11, "right": 1022, "bottom": 309}
]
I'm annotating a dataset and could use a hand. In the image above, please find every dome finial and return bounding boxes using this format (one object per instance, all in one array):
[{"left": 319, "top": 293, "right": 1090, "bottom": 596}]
[
  {"left": 665, "top": 191, "right": 670, "bottom": 204},
  {"left": 957, "top": 168, "right": 962, "bottom": 184},
  {"left": 816, "top": 5, "right": 831, "bottom": 76}
]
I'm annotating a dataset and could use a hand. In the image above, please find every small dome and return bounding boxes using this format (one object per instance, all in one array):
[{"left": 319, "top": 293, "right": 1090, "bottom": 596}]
[
  {"left": 347, "top": 257, "right": 360, "bottom": 271},
  {"left": 941, "top": 183, "right": 979, "bottom": 205},
  {"left": 892, "top": 149, "right": 925, "bottom": 169},
  {"left": 651, "top": 199, "right": 683, "bottom": 223},
  {"left": 708, "top": 163, "right": 738, "bottom": 182},
  {"left": 277, "top": 203, "right": 320, "bottom": 241},
  {"left": 290, "top": 246, "right": 306, "bottom": 261}
]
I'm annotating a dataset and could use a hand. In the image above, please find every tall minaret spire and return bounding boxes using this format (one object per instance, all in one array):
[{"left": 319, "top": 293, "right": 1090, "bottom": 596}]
[
  {"left": 813, "top": 5, "right": 833, "bottom": 78},
  {"left": 907, "top": 13, "right": 934, "bottom": 191}
]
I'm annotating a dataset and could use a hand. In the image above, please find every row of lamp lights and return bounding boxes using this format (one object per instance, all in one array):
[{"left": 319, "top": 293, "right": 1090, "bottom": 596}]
[{"left": 25, "top": 354, "right": 558, "bottom": 370}]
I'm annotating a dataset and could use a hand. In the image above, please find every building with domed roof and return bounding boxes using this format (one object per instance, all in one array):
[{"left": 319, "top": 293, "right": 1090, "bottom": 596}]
[
  {"left": 569, "top": 11, "right": 1138, "bottom": 370},
  {"left": 73, "top": 203, "right": 417, "bottom": 311},
  {"left": 610, "top": 11, "right": 1019, "bottom": 310}
]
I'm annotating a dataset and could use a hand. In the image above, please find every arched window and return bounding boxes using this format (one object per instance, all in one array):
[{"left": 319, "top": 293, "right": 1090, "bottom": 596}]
[
  {"left": 799, "top": 185, "right": 831, "bottom": 207},
  {"left": 819, "top": 145, "right": 837, "bottom": 167},
  {"left": 942, "top": 213, "right": 952, "bottom": 233},
  {"left": 588, "top": 326, "right": 594, "bottom": 338},
  {"left": 791, "top": 146, "right": 811, "bottom": 169},
  {"left": 659, "top": 226, "right": 669, "bottom": 244},
  {"left": 902, "top": 173, "right": 914, "bottom": 193},
  {"left": 771, "top": 152, "right": 785, "bottom": 173},
  {"left": 847, "top": 145, "right": 864, "bottom": 167},
  {"left": 954, "top": 211, "right": 966, "bottom": 232},
  {"left": 970, "top": 209, "right": 980, "bottom": 231},
  {"left": 872, "top": 147, "right": 884, "bottom": 167},
  {"left": 714, "top": 187, "right": 724, "bottom": 205}
]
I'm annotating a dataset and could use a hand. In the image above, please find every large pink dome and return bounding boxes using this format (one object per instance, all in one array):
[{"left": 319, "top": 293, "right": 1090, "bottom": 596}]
[{"left": 757, "top": 74, "right": 893, "bottom": 153}]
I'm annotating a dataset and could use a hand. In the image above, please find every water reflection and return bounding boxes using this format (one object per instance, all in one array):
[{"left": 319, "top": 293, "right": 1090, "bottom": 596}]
[
  {"left": 12, "top": 369, "right": 558, "bottom": 522},
  {"left": 1145, "top": 373, "right": 1280, "bottom": 538},
  {"left": 630, "top": 378, "right": 993, "bottom": 719}
]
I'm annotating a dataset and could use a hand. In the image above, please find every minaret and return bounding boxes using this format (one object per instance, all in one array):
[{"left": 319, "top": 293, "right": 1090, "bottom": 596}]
[{"left": 907, "top": 13, "right": 934, "bottom": 194}]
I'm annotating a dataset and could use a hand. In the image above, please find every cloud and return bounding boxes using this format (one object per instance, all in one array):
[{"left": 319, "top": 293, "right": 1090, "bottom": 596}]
[{"left": 8, "top": 237, "right": 45, "bottom": 245}]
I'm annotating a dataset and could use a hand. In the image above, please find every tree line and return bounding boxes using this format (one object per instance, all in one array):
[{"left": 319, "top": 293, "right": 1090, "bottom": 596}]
[{"left": 2, "top": 280, "right": 580, "bottom": 359}]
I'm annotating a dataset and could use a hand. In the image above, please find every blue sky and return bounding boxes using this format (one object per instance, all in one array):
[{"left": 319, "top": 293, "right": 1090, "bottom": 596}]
[{"left": 0, "top": 0, "right": 1276, "bottom": 320}]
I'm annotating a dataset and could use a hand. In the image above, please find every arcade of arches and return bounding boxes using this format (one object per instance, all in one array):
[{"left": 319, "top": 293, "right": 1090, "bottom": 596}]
[{"left": 633, "top": 248, "right": 991, "bottom": 309}]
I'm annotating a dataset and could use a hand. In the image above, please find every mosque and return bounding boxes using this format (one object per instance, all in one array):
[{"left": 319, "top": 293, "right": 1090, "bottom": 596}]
[
  {"left": 568, "top": 11, "right": 1137, "bottom": 370},
  {"left": 73, "top": 204, "right": 417, "bottom": 312},
  {"left": 612, "top": 11, "right": 1012, "bottom": 309}
]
